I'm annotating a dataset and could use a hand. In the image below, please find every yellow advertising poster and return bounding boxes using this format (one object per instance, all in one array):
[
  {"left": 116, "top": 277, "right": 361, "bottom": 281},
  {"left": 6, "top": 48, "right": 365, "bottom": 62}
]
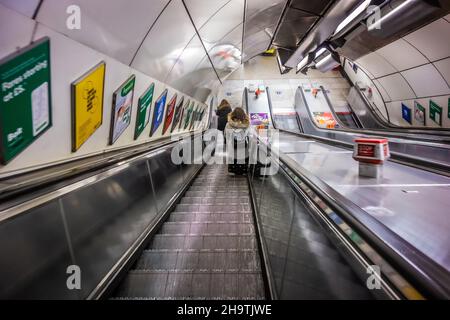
[{"left": 71, "top": 61, "right": 105, "bottom": 152}]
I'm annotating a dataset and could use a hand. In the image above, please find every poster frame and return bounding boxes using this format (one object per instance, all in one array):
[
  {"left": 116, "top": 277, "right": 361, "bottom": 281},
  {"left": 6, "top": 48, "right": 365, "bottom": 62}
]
[
  {"left": 401, "top": 103, "right": 412, "bottom": 124},
  {"left": 414, "top": 101, "right": 426, "bottom": 126},
  {"left": 134, "top": 82, "right": 155, "bottom": 140},
  {"left": 109, "top": 74, "right": 136, "bottom": 145},
  {"left": 150, "top": 88, "right": 168, "bottom": 137},
  {"left": 162, "top": 93, "right": 177, "bottom": 135},
  {"left": 71, "top": 61, "right": 106, "bottom": 152},
  {"left": 171, "top": 96, "right": 185, "bottom": 133},
  {"left": 429, "top": 100, "right": 442, "bottom": 126},
  {"left": 0, "top": 37, "right": 52, "bottom": 164}
]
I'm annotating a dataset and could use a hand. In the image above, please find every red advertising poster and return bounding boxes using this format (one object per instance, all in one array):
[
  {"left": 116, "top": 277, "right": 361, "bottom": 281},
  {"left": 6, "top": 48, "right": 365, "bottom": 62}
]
[{"left": 162, "top": 93, "right": 177, "bottom": 135}]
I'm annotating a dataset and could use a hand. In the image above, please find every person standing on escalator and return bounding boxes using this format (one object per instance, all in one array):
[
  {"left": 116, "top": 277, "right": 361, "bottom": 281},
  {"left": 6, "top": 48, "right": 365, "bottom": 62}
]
[
  {"left": 216, "top": 99, "right": 232, "bottom": 139},
  {"left": 225, "top": 107, "right": 252, "bottom": 175}
]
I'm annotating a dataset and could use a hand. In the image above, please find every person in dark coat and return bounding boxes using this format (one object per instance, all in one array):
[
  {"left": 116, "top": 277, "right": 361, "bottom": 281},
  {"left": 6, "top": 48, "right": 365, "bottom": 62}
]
[{"left": 216, "top": 99, "right": 232, "bottom": 132}]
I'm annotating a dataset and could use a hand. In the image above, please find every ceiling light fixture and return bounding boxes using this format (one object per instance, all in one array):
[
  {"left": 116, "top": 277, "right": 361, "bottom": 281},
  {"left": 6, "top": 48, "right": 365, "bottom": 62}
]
[
  {"left": 368, "top": 0, "right": 414, "bottom": 31},
  {"left": 333, "top": 0, "right": 372, "bottom": 35}
]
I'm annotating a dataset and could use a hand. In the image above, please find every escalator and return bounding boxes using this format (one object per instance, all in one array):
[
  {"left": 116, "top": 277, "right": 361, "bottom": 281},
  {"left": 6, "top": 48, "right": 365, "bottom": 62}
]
[
  {"left": 292, "top": 86, "right": 450, "bottom": 174},
  {"left": 111, "top": 160, "right": 376, "bottom": 300},
  {"left": 335, "top": 111, "right": 360, "bottom": 129},
  {"left": 113, "top": 164, "right": 266, "bottom": 299},
  {"left": 1, "top": 130, "right": 449, "bottom": 299}
]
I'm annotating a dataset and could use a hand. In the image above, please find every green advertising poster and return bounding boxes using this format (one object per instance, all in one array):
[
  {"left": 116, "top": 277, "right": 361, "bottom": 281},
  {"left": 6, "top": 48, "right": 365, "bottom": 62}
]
[
  {"left": 429, "top": 100, "right": 442, "bottom": 126},
  {"left": 0, "top": 37, "right": 52, "bottom": 164},
  {"left": 448, "top": 98, "right": 450, "bottom": 120},
  {"left": 184, "top": 101, "right": 194, "bottom": 129},
  {"left": 134, "top": 83, "right": 154, "bottom": 140}
]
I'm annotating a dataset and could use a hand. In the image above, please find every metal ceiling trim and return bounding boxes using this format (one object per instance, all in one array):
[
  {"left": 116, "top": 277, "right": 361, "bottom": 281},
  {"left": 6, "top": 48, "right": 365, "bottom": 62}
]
[
  {"left": 266, "top": 0, "right": 292, "bottom": 50},
  {"left": 181, "top": 0, "right": 223, "bottom": 84}
]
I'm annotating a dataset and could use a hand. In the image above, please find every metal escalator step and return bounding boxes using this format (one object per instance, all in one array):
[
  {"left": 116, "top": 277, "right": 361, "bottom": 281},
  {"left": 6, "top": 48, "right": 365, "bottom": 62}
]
[
  {"left": 189, "top": 186, "right": 248, "bottom": 192},
  {"left": 181, "top": 197, "right": 250, "bottom": 205},
  {"left": 134, "top": 249, "right": 261, "bottom": 272},
  {"left": 114, "top": 271, "right": 265, "bottom": 300},
  {"left": 174, "top": 204, "right": 252, "bottom": 214},
  {"left": 149, "top": 234, "right": 258, "bottom": 250},
  {"left": 185, "top": 191, "right": 246, "bottom": 197},
  {"left": 168, "top": 212, "right": 253, "bottom": 223},
  {"left": 160, "top": 222, "right": 255, "bottom": 235}
]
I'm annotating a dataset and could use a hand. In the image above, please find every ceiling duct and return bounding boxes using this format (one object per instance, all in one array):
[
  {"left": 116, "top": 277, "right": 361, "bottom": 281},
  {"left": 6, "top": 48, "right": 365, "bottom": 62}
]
[
  {"left": 333, "top": 0, "right": 450, "bottom": 60},
  {"left": 284, "top": 0, "right": 366, "bottom": 69},
  {"left": 276, "top": 48, "right": 293, "bottom": 74},
  {"left": 314, "top": 49, "right": 341, "bottom": 73}
]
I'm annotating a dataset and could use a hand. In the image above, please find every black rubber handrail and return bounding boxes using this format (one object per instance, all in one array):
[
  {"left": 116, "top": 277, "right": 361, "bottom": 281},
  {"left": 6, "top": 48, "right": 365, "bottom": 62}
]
[
  {"left": 352, "top": 82, "right": 450, "bottom": 135},
  {"left": 0, "top": 131, "right": 205, "bottom": 204},
  {"left": 320, "top": 87, "right": 450, "bottom": 143}
]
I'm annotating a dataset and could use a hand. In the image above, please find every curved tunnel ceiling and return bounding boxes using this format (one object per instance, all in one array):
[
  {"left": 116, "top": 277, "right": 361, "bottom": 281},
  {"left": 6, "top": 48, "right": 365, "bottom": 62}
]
[{"left": 0, "top": 0, "right": 301, "bottom": 102}]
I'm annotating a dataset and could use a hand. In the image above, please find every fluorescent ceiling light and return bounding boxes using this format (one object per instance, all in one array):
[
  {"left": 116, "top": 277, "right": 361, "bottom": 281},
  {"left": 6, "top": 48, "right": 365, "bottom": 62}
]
[
  {"left": 334, "top": 0, "right": 372, "bottom": 35},
  {"left": 368, "top": 0, "right": 414, "bottom": 31},
  {"left": 315, "top": 48, "right": 327, "bottom": 58},
  {"left": 296, "top": 55, "right": 309, "bottom": 72},
  {"left": 315, "top": 54, "right": 333, "bottom": 68}
]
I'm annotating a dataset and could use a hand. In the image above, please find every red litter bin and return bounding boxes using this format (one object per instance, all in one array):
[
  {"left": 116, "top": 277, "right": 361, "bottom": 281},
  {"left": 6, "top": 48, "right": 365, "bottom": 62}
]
[{"left": 353, "top": 137, "right": 390, "bottom": 178}]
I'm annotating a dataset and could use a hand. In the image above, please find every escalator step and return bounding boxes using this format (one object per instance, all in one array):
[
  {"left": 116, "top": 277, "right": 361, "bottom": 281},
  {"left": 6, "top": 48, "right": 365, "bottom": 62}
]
[
  {"left": 189, "top": 186, "right": 248, "bottom": 192},
  {"left": 168, "top": 212, "right": 253, "bottom": 223},
  {"left": 185, "top": 191, "right": 246, "bottom": 197},
  {"left": 174, "top": 204, "right": 252, "bottom": 214},
  {"left": 114, "top": 271, "right": 265, "bottom": 300},
  {"left": 160, "top": 222, "right": 255, "bottom": 235},
  {"left": 181, "top": 197, "right": 250, "bottom": 205},
  {"left": 149, "top": 234, "right": 258, "bottom": 250},
  {"left": 134, "top": 249, "right": 261, "bottom": 272}
]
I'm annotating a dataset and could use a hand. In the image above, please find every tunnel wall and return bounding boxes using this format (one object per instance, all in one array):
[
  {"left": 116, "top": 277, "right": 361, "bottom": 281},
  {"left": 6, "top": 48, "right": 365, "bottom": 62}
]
[
  {"left": 343, "top": 15, "right": 450, "bottom": 128},
  {"left": 0, "top": 4, "right": 209, "bottom": 177}
]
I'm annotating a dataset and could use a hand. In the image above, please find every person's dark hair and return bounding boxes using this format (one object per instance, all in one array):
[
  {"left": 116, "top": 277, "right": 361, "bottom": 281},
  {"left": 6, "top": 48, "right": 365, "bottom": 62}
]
[
  {"left": 230, "top": 107, "right": 247, "bottom": 122},
  {"left": 218, "top": 99, "right": 231, "bottom": 109}
]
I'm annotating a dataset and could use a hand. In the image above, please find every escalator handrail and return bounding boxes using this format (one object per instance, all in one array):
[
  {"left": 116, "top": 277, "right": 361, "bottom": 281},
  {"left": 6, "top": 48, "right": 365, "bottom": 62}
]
[
  {"left": 316, "top": 87, "right": 450, "bottom": 143},
  {"left": 0, "top": 131, "right": 205, "bottom": 219},
  {"left": 258, "top": 135, "right": 450, "bottom": 299},
  {"left": 250, "top": 86, "right": 450, "bottom": 176},
  {"left": 0, "top": 131, "right": 204, "bottom": 200},
  {"left": 353, "top": 83, "right": 450, "bottom": 135}
]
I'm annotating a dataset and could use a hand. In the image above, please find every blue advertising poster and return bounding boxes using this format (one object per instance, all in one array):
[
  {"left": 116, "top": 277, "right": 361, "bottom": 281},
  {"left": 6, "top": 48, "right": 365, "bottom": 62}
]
[
  {"left": 150, "top": 89, "right": 167, "bottom": 136},
  {"left": 402, "top": 103, "right": 412, "bottom": 124}
]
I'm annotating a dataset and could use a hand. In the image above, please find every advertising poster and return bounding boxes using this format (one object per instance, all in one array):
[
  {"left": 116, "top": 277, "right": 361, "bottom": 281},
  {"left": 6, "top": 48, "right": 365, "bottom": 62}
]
[
  {"left": 109, "top": 75, "right": 135, "bottom": 144},
  {"left": 401, "top": 103, "right": 412, "bottom": 124},
  {"left": 71, "top": 61, "right": 105, "bottom": 152},
  {"left": 150, "top": 89, "right": 167, "bottom": 136},
  {"left": 177, "top": 99, "right": 189, "bottom": 131},
  {"left": 414, "top": 101, "right": 425, "bottom": 125},
  {"left": 429, "top": 100, "right": 442, "bottom": 126},
  {"left": 189, "top": 106, "right": 198, "bottom": 130},
  {"left": 134, "top": 83, "right": 154, "bottom": 140},
  {"left": 171, "top": 96, "right": 185, "bottom": 133},
  {"left": 313, "top": 112, "right": 336, "bottom": 129},
  {"left": 196, "top": 108, "right": 206, "bottom": 128},
  {"left": 250, "top": 113, "right": 269, "bottom": 126},
  {"left": 0, "top": 37, "right": 52, "bottom": 164},
  {"left": 184, "top": 101, "right": 195, "bottom": 129},
  {"left": 162, "top": 93, "right": 177, "bottom": 135}
]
